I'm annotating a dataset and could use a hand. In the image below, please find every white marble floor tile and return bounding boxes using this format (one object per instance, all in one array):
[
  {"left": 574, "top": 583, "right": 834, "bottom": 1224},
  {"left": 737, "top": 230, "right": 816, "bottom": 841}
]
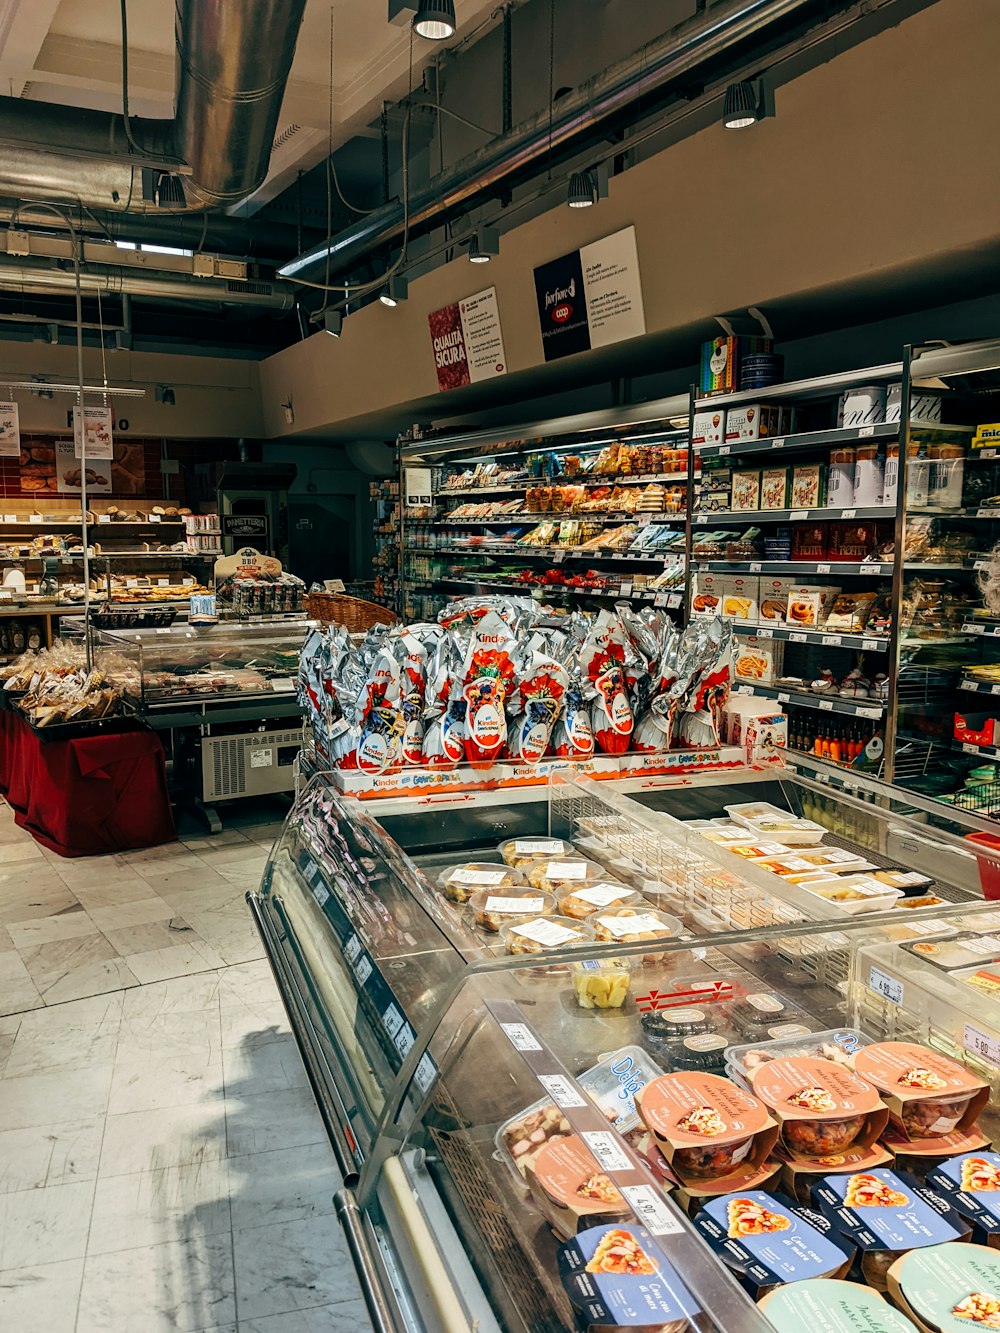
[
  {"left": 88, "top": 1158, "right": 231, "bottom": 1256},
  {"left": 77, "top": 1234, "right": 236, "bottom": 1333},
  {"left": 239, "top": 1303, "right": 372, "bottom": 1333},
  {"left": 56, "top": 860, "right": 143, "bottom": 895},
  {"left": 181, "top": 829, "right": 252, "bottom": 851},
  {"left": 0, "top": 839, "right": 46, "bottom": 863},
  {"left": 4, "top": 1020, "right": 119, "bottom": 1078},
  {"left": 0, "top": 1178, "right": 95, "bottom": 1268},
  {"left": 117, "top": 1008, "right": 221, "bottom": 1065},
  {"left": 218, "top": 960, "right": 279, "bottom": 1009},
  {"left": 0, "top": 924, "right": 14, "bottom": 953},
  {"left": 22, "top": 937, "right": 139, "bottom": 1007},
  {"left": 87, "top": 897, "right": 177, "bottom": 932},
  {"left": 157, "top": 882, "right": 250, "bottom": 917},
  {"left": 120, "top": 842, "right": 204, "bottom": 867},
  {"left": 219, "top": 997, "right": 289, "bottom": 1051},
  {"left": 0, "top": 879, "right": 80, "bottom": 925},
  {"left": 225, "top": 1087, "right": 327, "bottom": 1159},
  {"left": 0, "top": 1256, "right": 83, "bottom": 1333},
  {"left": 188, "top": 909, "right": 264, "bottom": 967},
  {"left": 0, "top": 1117, "right": 104, "bottom": 1192},
  {"left": 102, "top": 916, "right": 198, "bottom": 957},
  {"left": 125, "top": 940, "right": 226, "bottom": 985},
  {"left": 15, "top": 990, "right": 123, "bottom": 1033},
  {"left": 109, "top": 1053, "right": 225, "bottom": 1116},
  {"left": 214, "top": 858, "right": 269, "bottom": 888},
  {"left": 0, "top": 1063, "right": 112, "bottom": 1131},
  {"left": 99, "top": 1101, "right": 229, "bottom": 1178},
  {"left": 231, "top": 1215, "right": 353, "bottom": 1321},
  {"left": 223, "top": 1034, "right": 307, "bottom": 1098},
  {"left": 195, "top": 842, "right": 271, "bottom": 868},
  {"left": 0, "top": 1027, "right": 15, "bottom": 1077},
  {"left": 228, "top": 1142, "right": 338, "bottom": 1233},
  {"left": 7, "top": 907, "right": 97, "bottom": 950}
]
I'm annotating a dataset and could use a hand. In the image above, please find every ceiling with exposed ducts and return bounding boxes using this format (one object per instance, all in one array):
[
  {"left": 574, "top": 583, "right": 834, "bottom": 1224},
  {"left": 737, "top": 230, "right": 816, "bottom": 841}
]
[{"left": 0, "top": 0, "right": 948, "bottom": 361}]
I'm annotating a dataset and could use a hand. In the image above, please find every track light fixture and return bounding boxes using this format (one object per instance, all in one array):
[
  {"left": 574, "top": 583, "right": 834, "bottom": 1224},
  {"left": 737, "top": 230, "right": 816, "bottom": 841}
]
[
  {"left": 567, "top": 169, "right": 598, "bottom": 209},
  {"left": 467, "top": 227, "right": 499, "bottom": 264},
  {"left": 155, "top": 385, "right": 176, "bottom": 406},
  {"left": 722, "top": 78, "right": 772, "bottom": 129},
  {"left": 413, "top": 0, "right": 455, "bottom": 39},
  {"left": 323, "top": 309, "right": 344, "bottom": 338},
  {"left": 379, "top": 275, "right": 408, "bottom": 307}
]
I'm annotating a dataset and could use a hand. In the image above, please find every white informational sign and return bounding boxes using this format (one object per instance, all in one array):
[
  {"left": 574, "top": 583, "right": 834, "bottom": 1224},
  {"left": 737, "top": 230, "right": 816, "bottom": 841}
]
[
  {"left": 428, "top": 286, "right": 507, "bottom": 392},
  {"left": 580, "top": 226, "right": 647, "bottom": 349},
  {"left": 55, "top": 439, "right": 112, "bottom": 494},
  {"left": 0, "top": 402, "right": 19, "bottom": 458},
  {"left": 72, "top": 406, "right": 114, "bottom": 460},
  {"left": 405, "top": 467, "right": 434, "bottom": 507}
]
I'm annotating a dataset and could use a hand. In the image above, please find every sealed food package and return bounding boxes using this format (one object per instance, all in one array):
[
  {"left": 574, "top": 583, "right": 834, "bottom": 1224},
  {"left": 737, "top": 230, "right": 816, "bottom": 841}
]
[
  {"left": 346, "top": 647, "right": 405, "bottom": 773},
  {"left": 525, "top": 1134, "right": 632, "bottom": 1237},
  {"left": 581, "top": 611, "right": 634, "bottom": 753},
  {"left": 888, "top": 1242, "right": 1000, "bottom": 1333},
  {"left": 468, "top": 888, "right": 555, "bottom": 932},
  {"left": 902, "top": 932, "right": 1000, "bottom": 972},
  {"left": 506, "top": 646, "right": 568, "bottom": 763},
  {"left": 550, "top": 678, "right": 595, "bottom": 758},
  {"left": 572, "top": 957, "right": 632, "bottom": 1009},
  {"left": 636, "top": 1071, "right": 777, "bottom": 1183},
  {"left": 811, "top": 1168, "right": 970, "bottom": 1291},
  {"left": 498, "top": 836, "right": 576, "bottom": 868},
  {"left": 559, "top": 882, "right": 642, "bottom": 919},
  {"left": 525, "top": 857, "right": 607, "bottom": 891},
  {"left": 726, "top": 1028, "right": 872, "bottom": 1087},
  {"left": 558, "top": 1221, "right": 701, "bottom": 1331},
  {"left": 928, "top": 1154, "right": 1000, "bottom": 1244},
  {"left": 757, "top": 1278, "right": 919, "bottom": 1333},
  {"left": 591, "top": 908, "right": 683, "bottom": 962},
  {"left": 421, "top": 631, "right": 465, "bottom": 768},
  {"left": 729, "top": 993, "right": 804, "bottom": 1042},
  {"left": 853, "top": 1042, "right": 989, "bottom": 1142},
  {"left": 500, "top": 914, "right": 594, "bottom": 956},
  {"left": 695, "top": 1189, "right": 852, "bottom": 1295},
  {"left": 454, "top": 610, "right": 517, "bottom": 764},
  {"left": 749, "top": 1057, "right": 887, "bottom": 1161},
  {"left": 393, "top": 631, "right": 428, "bottom": 765},
  {"left": 437, "top": 861, "right": 522, "bottom": 905}
]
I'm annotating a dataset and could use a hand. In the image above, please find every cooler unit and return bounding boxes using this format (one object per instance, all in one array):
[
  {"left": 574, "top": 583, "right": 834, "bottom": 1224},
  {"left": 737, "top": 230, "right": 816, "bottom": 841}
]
[{"left": 201, "top": 727, "right": 300, "bottom": 801}]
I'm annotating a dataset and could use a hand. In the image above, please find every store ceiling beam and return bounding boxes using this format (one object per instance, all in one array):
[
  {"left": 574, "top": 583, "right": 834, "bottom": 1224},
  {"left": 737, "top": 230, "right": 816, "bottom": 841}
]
[
  {"left": 279, "top": 0, "right": 836, "bottom": 280},
  {"left": 0, "top": 228, "right": 255, "bottom": 281},
  {"left": 0, "top": 258, "right": 295, "bottom": 310}
]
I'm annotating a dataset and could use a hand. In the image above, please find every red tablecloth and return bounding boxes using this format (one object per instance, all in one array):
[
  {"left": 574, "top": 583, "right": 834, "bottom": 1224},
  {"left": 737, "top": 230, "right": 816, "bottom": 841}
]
[{"left": 0, "top": 711, "right": 176, "bottom": 856}]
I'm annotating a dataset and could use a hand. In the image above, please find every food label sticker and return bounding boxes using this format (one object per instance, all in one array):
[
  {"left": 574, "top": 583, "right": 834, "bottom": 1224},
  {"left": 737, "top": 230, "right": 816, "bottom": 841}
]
[
  {"left": 538, "top": 1073, "right": 587, "bottom": 1109},
  {"left": 958, "top": 935, "right": 1000, "bottom": 956},
  {"left": 381, "top": 1004, "right": 404, "bottom": 1039},
  {"left": 450, "top": 868, "right": 509, "bottom": 886},
  {"left": 510, "top": 919, "right": 580, "bottom": 947},
  {"left": 869, "top": 966, "right": 904, "bottom": 1005},
  {"left": 344, "top": 934, "right": 362, "bottom": 964},
  {"left": 249, "top": 748, "right": 273, "bottom": 769},
  {"left": 582, "top": 1130, "right": 632, "bottom": 1174},
  {"left": 621, "top": 1185, "right": 684, "bottom": 1236},
  {"left": 484, "top": 895, "right": 544, "bottom": 914},
  {"left": 547, "top": 860, "right": 587, "bottom": 879},
  {"left": 597, "top": 913, "right": 667, "bottom": 938},
  {"left": 270, "top": 678, "right": 295, "bottom": 693},
  {"left": 964, "top": 1024, "right": 1000, "bottom": 1068},
  {"left": 500, "top": 1022, "right": 542, "bottom": 1052},
  {"left": 354, "top": 955, "right": 372, "bottom": 986},
  {"left": 572, "top": 884, "right": 632, "bottom": 907},
  {"left": 414, "top": 1053, "right": 437, "bottom": 1094},
  {"left": 514, "top": 840, "right": 562, "bottom": 853}
]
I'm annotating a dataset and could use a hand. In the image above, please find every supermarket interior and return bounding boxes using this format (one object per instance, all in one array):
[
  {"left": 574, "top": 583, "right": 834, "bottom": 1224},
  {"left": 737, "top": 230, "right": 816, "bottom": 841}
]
[{"left": 2, "top": 0, "right": 1000, "bottom": 1331}]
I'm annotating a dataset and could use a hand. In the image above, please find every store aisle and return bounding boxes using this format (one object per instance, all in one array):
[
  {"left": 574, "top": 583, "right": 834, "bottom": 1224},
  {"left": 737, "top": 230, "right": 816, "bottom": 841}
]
[{"left": 0, "top": 805, "right": 373, "bottom": 1332}]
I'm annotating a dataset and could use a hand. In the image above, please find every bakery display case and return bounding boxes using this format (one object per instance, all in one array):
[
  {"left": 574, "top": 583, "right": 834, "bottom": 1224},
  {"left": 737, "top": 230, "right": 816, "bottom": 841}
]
[{"left": 249, "top": 765, "right": 1000, "bottom": 1333}]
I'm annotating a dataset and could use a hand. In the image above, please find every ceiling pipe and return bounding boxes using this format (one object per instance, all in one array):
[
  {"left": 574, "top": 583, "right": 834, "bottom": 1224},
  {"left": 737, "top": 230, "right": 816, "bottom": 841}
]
[
  {"left": 0, "top": 258, "right": 295, "bottom": 310},
  {"left": 0, "top": 0, "right": 306, "bottom": 214},
  {"left": 280, "top": 0, "right": 831, "bottom": 279}
]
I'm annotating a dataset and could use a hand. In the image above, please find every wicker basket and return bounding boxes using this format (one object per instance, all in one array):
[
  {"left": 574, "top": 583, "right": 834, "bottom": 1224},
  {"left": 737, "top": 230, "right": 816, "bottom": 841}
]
[{"left": 305, "top": 592, "right": 399, "bottom": 633}]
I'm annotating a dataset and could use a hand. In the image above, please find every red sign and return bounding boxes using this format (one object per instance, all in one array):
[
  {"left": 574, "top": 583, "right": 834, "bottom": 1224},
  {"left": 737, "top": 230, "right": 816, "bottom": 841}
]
[{"left": 428, "top": 301, "right": 470, "bottom": 392}]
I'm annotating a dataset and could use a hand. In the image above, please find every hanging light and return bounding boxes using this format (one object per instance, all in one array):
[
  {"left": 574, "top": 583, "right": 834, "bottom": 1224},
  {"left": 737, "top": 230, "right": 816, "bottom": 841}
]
[
  {"left": 567, "top": 169, "right": 598, "bottom": 209},
  {"left": 379, "top": 275, "right": 408, "bottom": 307},
  {"left": 323, "top": 309, "right": 343, "bottom": 337},
  {"left": 467, "top": 227, "right": 499, "bottom": 264},
  {"left": 413, "top": 0, "right": 455, "bottom": 40},
  {"left": 723, "top": 80, "right": 763, "bottom": 129}
]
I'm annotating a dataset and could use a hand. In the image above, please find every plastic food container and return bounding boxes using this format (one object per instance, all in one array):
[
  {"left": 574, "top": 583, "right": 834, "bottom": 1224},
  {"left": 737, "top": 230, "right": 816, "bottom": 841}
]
[
  {"left": 854, "top": 1041, "right": 988, "bottom": 1141},
  {"left": 497, "top": 836, "right": 577, "bottom": 868},
  {"left": 801, "top": 876, "right": 904, "bottom": 914},
  {"left": 728, "top": 992, "right": 802, "bottom": 1041},
  {"left": 500, "top": 914, "right": 595, "bottom": 956},
  {"left": 468, "top": 888, "right": 555, "bottom": 932},
  {"left": 437, "top": 861, "right": 522, "bottom": 904},
  {"left": 591, "top": 907, "right": 683, "bottom": 945},
  {"left": 725, "top": 802, "right": 826, "bottom": 846},
  {"left": 571, "top": 957, "right": 632, "bottom": 1009},
  {"left": 558, "top": 882, "right": 641, "bottom": 919},
  {"left": 750, "top": 1056, "right": 884, "bottom": 1160},
  {"left": 674, "top": 1136, "right": 755, "bottom": 1180},
  {"left": 524, "top": 858, "right": 607, "bottom": 891},
  {"left": 726, "top": 1028, "right": 872, "bottom": 1088}
]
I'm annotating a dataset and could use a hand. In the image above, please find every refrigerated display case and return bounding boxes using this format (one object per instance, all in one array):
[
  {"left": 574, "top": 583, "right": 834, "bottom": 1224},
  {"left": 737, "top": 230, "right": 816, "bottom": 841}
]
[{"left": 248, "top": 765, "right": 1000, "bottom": 1333}]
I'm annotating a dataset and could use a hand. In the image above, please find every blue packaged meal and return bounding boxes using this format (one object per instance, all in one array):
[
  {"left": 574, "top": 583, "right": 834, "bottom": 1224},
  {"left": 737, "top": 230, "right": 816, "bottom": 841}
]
[
  {"left": 559, "top": 1222, "right": 701, "bottom": 1331},
  {"left": 695, "top": 1190, "right": 852, "bottom": 1294},
  {"left": 927, "top": 1152, "right": 1000, "bottom": 1240}
]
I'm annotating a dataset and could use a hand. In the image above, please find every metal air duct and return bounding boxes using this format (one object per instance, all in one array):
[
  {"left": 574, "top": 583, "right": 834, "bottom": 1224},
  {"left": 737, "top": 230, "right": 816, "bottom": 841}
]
[
  {"left": 0, "top": 258, "right": 295, "bottom": 309},
  {"left": 280, "top": 0, "right": 829, "bottom": 278},
  {"left": 0, "top": 0, "right": 306, "bottom": 213}
]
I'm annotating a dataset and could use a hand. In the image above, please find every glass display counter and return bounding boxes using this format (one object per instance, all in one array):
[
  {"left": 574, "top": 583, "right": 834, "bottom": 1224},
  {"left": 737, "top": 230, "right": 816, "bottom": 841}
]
[{"left": 249, "top": 768, "right": 1000, "bottom": 1333}]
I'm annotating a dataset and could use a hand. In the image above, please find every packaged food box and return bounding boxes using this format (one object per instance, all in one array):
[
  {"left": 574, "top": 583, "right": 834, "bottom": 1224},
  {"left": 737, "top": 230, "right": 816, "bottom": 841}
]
[
  {"left": 700, "top": 334, "right": 772, "bottom": 396},
  {"left": 721, "top": 574, "right": 759, "bottom": 622},
  {"left": 955, "top": 710, "right": 996, "bottom": 747},
  {"left": 591, "top": 907, "right": 682, "bottom": 946},
  {"left": 468, "top": 887, "right": 555, "bottom": 932},
  {"left": 927, "top": 1152, "right": 1000, "bottom": 1242},
  {"left": 888, "top": 1241, "right": 1000, "bottom": 1333},
  {"left": 826, "top": 447, "right": 857, "bottom": 507},
  {"left": 760, "top": 467, "right": 790, "bottom": 511},
  {"left": 853, "top": 1042, "right": 989, "bottom": 1142},
  {"left": 558, "top": 882, "right": 642, "bottom": 919},
  {"left": 437, "top": 861, "right": 523, "bottom": 904},
  {"left": 558, "top": 1221, "right": 701, "bottom": 1330},
  {"left": 759, "top": 576, "right": 796, "bottom": 624},
  {"left": 726, "top": 404, "right": 782, "bottom": 443},
  {"left": 524, "top": 857, "right": 607, "bottom": 890},
  {"left": 726, "top": 1028, "right": 873, "bottom": 1089},
  {"left": 842, "top": 385, "right": 887, "bottom": 427},
  {"left": 636, "top": 1072, "right": 778, "bottom": 1183},
  {"left": 498, "top": 836, "right": 577, "bottom": 867},
  {"left": 690, "top": 571, "right": 724, "bottom": 616},
  {"left": 572, "top": 957, "right": 632, "bottom": 1010},
  {"left": 672, "top": 1161, "right": 783, "bottom": 1216},
  {"left": 757, "top": 1277, "right": 919, "bottom": 1333},
  {"left": 692, "top": 408, "right": 726, "bottom": 448},
  {"left": 779, "top": 1147, "right": 895, "bottom": 1204},
  {"left": 785, "top": 585, "right": 842, "bottom": 630},
  {"left": 829, "top": 520, "right": 879, "bottom": 561},
  {"left": 526, "top": 1133, "right": 632, "bottom": 1237},
  {"left": 695, "top": 1189, "right": 852, "bottom": 1295},
  {"left": 745, "top": 713, "right": 788, "bottom": 765},
  {"left": 748, "top": 1056, "right": 887, "bottom": 1162},
  {"left": 734, "top": 635, "right": 784, "bottom": 685},
  {"left": 725, "top": 802, "right": 827, "bottom": 846},
  {"left": 882, "top": 1124, "right": 991, "bottom": 1169},
  {"left": 732, "top": 470, "right": 762, "bottom": 511},
  {"left": 901, "top": 931, "right": 1000, "bottom": 972},
  {"left": 812, "top": 1168, "right": 971, "bottom": 1292},
  {"left": 791, "top": 464, "right": 826, "bottom": 509},
  {"left": 791, "top": 522, "right": 829, "bottom": 562},
  {"left": 699, "top": 465, "right": 733, "bottom": 495},
  {"left": 501, "top": 913, "right": 594, "bottom": 956},
  {"left": 801, "top": 876, "right": 904, "bottom": 915},
  {"left": 724, "top": 696, "right": 781, "bottom": 747}
]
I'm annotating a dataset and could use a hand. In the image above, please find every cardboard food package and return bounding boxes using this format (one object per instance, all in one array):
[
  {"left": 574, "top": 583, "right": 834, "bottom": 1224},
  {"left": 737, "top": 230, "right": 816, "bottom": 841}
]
[
  {"left": 720, "top": 574, "right": 759, "bottom": 623},
  {"left": 785, "top": 586, "right": 842, "bottom": 629},
  {"left": 725, "top": 404, "right": 782, "bottom": 443},
  {"left": 734, "top": 635, "right": 784, "bottom": 685}
]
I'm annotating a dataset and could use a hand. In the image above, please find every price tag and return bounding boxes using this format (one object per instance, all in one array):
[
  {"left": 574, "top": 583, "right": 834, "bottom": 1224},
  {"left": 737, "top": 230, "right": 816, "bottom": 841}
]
[
  {"left": 963, "top": 742, "right": 982, "bottom": 754},
  {"left": 695, "top": 514, "right": 708, "bottom": 524},
  {"left": 975, "top": 561, "right": 990, "bottom": 571},
  {"left": 822, "top": 633, "right": 842, "bottom": 645},
  {"left": 155, "top": 627, "right": 171, "bottom": 636},
  {"left": 97, "top": 514, "right": 111, "bottom": 525},
  {"left": 125, "top": 578, "right": 139, "bottom": 588},
  {"left": 978, "top": 509, "right": 1000, "bottom": 519},
  {"left": 841, "top": 508, "right": 857, "bottom": 519},
  {"left": 381, "top": 1004, "right": 405, "bottom": 1039},
  {"left": 961, "top": 680, "right": 978, "bottom": 691},
  {"left": 773, "top": 438, "right": 785, "bottom": 449},
  {"left": 862, "top": 638, "right": 882, "bottom": 651},
  {"left": 981, "top": 449, "right": 998, "bottom": 460},
  {"left": 271, "top": 677, "right": 295, "bottom": 693},
  {"left": 859, "top": 563, "right": 882, "bottom": 575},
  {"left": 538, "top": 1074, "right": 587, "bottom": 1109},
  {"left": 965, "top": 1025, "right": 1000, "bottom": 1068},
  {"left": 500, "top": 1022, "right": 542, "bottom": 1052},
  {"left": 344, "top": 934, "right": 362, "bottom": 964},
  {"left": 789, "top": 510, "right": 808, "bottom": 521},
  {"left": 414, "top": 1053, "right": 437, "bottom": 1094},
  {"left": 667, "top": 593, "right": 682, "bottom": 608},
  {"left": 619, "top": 582, "right": 633, "bottom": 598},
  {"left": 776, "top": 692, "right": 790, "bottom": 704},
  {"left": 857, "top": 706, "right": 883, "bottom": 719},
  {"left": 869, "top": 966, "right": 903, "bottom": 1005},
  {"left": 790, "top": 632, "right": 807, "bottom": 643},
  {"left": 394, "top": 1023, "right": 415, "bottom": 1058},
  {"left": 28, "top": 513, "right": 41, "bottom": 523},
  {"left": 718, "top": 445, "right": 731, "bottom": 456},
  {"left": 581, "top": 1131, "right": 632, "bottom": 1174},
  {"left": 355, "top": 955, "right": 372, "bottom": 985},
  {"left": 756, "top": 626, "right": 773, "bottom": 638},
  {"left": 858, "top": 425, "right": 876, "bottom": 438},
  {"left": 621, "top": 1185, "right": 684, "bottom": 1237},
  {"left": 817, "top": 563, "right": 832, "bottom": 574},
  {"left": 749, "top": 561, "right": 762, "bottom": 572},
  {"left": 819, "top": 699, "right": 834, "bottom": 711},
  {"left": 992, "top": 684, "right": 1000, "bottom": 696},
  {"left": 0, "top": 590, "right": 12, "bottom": 602},
  {"left": 554, "top": 550, "right": 564, "bottom": 564},
  {"left": 654, "top": 593, "right": 668, "bottom": 607},
  {"left": 735, "top": 684, "right": 753, "bottom": 695},
  {"left": 148, "top": 513, "right": 161, "bottom": 524},
  {"left": 157, "top": 578, "right": 170, "bottom": 586}
]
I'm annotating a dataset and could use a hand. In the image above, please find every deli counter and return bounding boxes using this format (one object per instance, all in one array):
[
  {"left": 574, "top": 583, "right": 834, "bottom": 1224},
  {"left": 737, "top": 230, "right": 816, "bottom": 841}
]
[{"left": 248, "top": 768, "right": 1000, "bottom": 1333}]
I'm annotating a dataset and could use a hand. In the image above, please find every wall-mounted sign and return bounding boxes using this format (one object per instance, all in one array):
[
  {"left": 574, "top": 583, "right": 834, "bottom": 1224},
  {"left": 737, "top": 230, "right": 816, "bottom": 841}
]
[
  {"left": 72, "top": 406, "right": 114, "bottom": 460},
  {"left": 221, "top": 514, "right": 269, "bottom": 539},
  {"left": 0, "top": 402, "right": 19, "bottom": 458},
  {"left": 428, "top": 286, "right": 507, "bottom": 392},
  {"left": 534, "top": 225, "right": 646, "bottom": 363}
]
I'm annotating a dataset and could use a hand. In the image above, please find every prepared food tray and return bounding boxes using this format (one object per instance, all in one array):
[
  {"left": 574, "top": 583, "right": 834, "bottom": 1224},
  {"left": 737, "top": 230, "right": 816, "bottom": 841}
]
[
  {"left": 437, "top": 862, "right": 523, "bottom": 904},
  {"left": 498, "top": 836, "right": 578, "bottom": 868},
  {"left": 468, "top": 888, "right": 555, "bottom": 932}
]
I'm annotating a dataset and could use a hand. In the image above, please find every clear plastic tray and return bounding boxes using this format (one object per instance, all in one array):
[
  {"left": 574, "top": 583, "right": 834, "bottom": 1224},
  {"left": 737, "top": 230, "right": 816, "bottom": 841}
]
[
  {"left": 499, "top": 913, "right": 595, "bottom": 956},
  {"left": 468, "top": 888, "right": 555, "bottom": 932},
  {"left": 497, "top": 836, "right": 577, "bottom": 868},
  {"left": 591, "top": 907, "right": 684, "bottom": 944},
  {"left": 801, "top": 876, "right": 904, "bottom": 915},
  {"left": 725, "top": 1027, "right": 874, "bottom": 1089},
  {"left": 725, "top": 801, "right": 827, "bottom": 845},
  {"left": 522, "top": 857, "right": 608, "bottom": 891},
  {"left": 555, "top": 881, "right": 642, "bottom": 919},
  {"left": 437, "top": 861, "right": 523, "bottom": 904}
]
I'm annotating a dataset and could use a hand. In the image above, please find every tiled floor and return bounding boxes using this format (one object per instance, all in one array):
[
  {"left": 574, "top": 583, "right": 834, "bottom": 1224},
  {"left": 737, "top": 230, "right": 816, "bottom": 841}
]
[{"left": 0, "top": 800, "right": 373, "bottom": 1333}]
